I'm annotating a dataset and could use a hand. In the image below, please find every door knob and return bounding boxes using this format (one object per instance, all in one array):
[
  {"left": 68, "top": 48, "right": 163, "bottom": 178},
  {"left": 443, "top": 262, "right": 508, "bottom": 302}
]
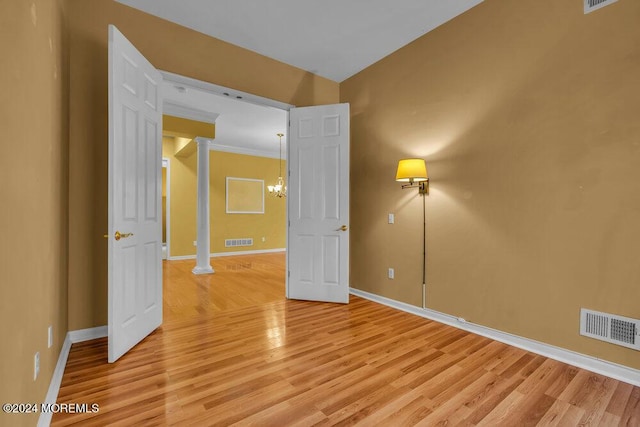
[
  {"left": 337, "top": 225, "right": 348, "bottom": 231},
  {"left": 112, "top": 231, "right": 134, "bottom": 241}
]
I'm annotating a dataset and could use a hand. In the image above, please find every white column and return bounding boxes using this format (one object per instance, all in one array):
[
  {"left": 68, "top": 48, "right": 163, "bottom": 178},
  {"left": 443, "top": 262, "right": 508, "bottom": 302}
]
[{"left": 192, "top": 137, "right": 214, "bottom": 275}]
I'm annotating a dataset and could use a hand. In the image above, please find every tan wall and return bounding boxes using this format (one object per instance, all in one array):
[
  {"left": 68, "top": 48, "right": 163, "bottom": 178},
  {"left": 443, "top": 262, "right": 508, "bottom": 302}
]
[
  {"left": 164, "top": 115, "right": 215, "bottom": 140},
  {"left": 162, "top": 137, "right": 197, "bottom": 256},
  {"left": 0, "top": 0, "right": 69, "bottom": 424},
  {"left": 211, "top": 151, "right": 287, "bottom": 253},
  {"left": 341, "top": 0, "right": 640, "bottom": 370},
  {"left": 162, "top": 138, "right": 286, "bottom": 257},
  {"left": 66, "top": 0, "right": 339, "bottom": 329}
]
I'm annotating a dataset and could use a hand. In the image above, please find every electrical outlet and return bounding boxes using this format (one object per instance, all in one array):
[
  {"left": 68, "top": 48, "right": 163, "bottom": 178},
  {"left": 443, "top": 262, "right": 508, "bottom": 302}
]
[
  {"left": 48, "top": 326, "right": 53, "bottom": 348},
  {"left": 388, "top": 268, "right": 395, "bottom": 279},
  {"left": 388, "top": 213, "right": 395, "bottom": 224},
  {"left": 193, "top": 240, "right": 197, "bottom": 246},
  {"left": 262, "top": 236, "right": 266, "bottom": 242},
  {"left": 34, "top": 352, "right": 40, "bottom": 381}
]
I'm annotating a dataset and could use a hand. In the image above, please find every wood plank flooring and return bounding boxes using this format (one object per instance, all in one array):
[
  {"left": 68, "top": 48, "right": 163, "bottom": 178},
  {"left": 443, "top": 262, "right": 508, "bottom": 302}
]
[
  {"left": 52, "top": 253, "right": 640, "bottom": 426},
  {"left": 162, "top": 253, "right": 286, "bottom": 319}
]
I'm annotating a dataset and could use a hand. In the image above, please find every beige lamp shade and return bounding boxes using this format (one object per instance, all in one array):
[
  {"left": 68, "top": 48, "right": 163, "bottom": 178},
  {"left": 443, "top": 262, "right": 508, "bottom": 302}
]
[{"left": 395, "top": 158, "right": 428, "bottom": 182}]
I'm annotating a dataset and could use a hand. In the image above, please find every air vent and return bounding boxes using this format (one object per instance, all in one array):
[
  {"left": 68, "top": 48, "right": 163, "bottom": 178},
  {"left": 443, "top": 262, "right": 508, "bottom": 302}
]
[
  {"left": 580, "top": 308, "right": 640, "bottom": 350},
  {"left": 584, "top": 0, "right": 617, "bottom": 14},
  {"left": 225, "top": 238, "right": 253, "bottom": 248}
]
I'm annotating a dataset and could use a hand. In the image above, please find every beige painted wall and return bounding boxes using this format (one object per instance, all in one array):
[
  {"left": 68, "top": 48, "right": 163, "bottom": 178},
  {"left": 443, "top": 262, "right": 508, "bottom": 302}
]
[
  {"left": 162, "top": 136, "right": 197, "bottom": 256},
  {"left": 211, "top": 151, "right": 287, "bottom": 254},
  {"left": 0, "top": 0, "right": 69, "bottom": 424},
  {"left": 162, "top": 117, "right": 214, "bottom": 256},
  {"left": 342, "top": 0, "right": 640, "bottom": 370},
  {"left": 66, "top": 0, "right": 339, "bottom": 330}
]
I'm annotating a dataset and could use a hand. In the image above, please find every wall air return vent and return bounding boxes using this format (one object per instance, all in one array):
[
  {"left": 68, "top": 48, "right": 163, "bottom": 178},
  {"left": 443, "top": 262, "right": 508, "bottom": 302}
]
[
  {"left": 225, "top": 238, "right": 253, "bottom": 248},
  {"left": 580, "top": 308, "right": 640, "bottom": 350},
  {"left": 584, "top": 0, "right": 617, "bottom": 14}
]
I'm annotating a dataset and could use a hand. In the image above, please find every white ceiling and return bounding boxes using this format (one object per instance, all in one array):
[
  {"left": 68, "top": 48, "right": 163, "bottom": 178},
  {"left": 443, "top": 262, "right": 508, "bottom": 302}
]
[
  {"left": 119, "top": 0, "right": 484, "bottom": 155},
  {"left": 116, "top": 0, "right": 483, "bottom": 83},
  {"left": 162, "top": 73, "right": 289, "bottom": 158}
]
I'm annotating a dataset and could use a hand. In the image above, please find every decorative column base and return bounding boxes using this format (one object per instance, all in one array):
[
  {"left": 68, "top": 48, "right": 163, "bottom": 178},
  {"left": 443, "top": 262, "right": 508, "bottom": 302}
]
[{"left": 192, "top": 265, "right": 215, "bottom": 275}]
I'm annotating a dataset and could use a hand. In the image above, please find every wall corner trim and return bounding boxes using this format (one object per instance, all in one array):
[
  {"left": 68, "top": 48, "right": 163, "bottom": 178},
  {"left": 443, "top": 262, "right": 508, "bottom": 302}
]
[
  {"left": 38, "top": 326, "right": 108, "bottom": 427},
  {"left": 349, "top": 288, "right": 640, "bottom": 387}
]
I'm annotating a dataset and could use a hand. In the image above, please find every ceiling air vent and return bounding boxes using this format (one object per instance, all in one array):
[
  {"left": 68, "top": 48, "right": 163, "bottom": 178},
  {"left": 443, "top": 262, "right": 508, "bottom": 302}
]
[
  {"left": 580, "top": 308, "right": 640, "bottom": 350},
  {"left": 584, "top": 0, "right": 618, "bottom": 14}
]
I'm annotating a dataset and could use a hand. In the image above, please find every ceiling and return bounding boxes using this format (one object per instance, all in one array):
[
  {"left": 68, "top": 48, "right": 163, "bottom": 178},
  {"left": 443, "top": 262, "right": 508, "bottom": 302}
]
[
  {"left": 162, "top": 74, "right": 289, "bottom": 158},
  {"left": 116, "top": 0, "right": 483, "bottom": 82},
  {"left": 118, "top": 0, "right": 484, "bottom": 155}
]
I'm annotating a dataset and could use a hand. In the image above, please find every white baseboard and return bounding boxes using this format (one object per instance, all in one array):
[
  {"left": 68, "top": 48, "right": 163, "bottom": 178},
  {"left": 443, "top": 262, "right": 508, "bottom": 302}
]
[
  {"left": 38, "top": 326, "right": 107, "bottom": 427},
  {"left": 212, "top": 248, "right": 286, "bottom": 257},
  {"left": 349, "top": 288, "right": 640, "bottom": 387},
  {"left": 169, "top": 248, "right": 286, "bottom": 261},
  {"left": 37, "top": 334, "right": 71, "bottom": 427},
  {"left": 68, "top": 326, "right": 107, "bottom": 343},
  {"left": 168, "top": 254, "right": 196, "bottom": 261}
]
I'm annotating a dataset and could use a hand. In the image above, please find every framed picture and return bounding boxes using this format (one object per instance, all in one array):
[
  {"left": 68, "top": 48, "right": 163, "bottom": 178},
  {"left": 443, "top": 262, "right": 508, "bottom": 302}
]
[{"left": 225, "top": 177, "right": 264, "bottom": 214}]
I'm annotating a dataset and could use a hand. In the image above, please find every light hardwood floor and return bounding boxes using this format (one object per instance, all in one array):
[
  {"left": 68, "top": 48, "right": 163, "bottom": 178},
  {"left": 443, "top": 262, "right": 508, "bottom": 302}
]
[{"left": 52, "top": 253, "right": 639, "bottom": 426}]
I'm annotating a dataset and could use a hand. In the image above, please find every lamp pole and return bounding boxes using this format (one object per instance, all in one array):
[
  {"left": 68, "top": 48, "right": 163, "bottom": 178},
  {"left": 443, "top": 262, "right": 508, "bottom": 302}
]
[{"left": 422, "top": 190, "right": 426, "bottom": 309}]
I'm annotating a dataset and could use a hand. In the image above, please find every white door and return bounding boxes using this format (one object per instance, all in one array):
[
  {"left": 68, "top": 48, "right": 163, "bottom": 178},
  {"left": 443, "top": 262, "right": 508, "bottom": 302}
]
[
  {"left": 108, "top": 25, "right": 163, "bottom": 362},
  {"left": 288, "top": 103, "right": 350, "bottom": 303}
]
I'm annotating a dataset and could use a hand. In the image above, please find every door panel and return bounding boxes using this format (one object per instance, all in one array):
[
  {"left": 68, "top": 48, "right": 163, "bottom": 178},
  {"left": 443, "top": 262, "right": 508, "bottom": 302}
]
[
  {"left": 144, "top": 118, "right": 159, "bottom": 220},
  {"left": 322, "top": 236, "right": 340, "bottom": 284},
  {"left": 322, "top": 144, "right": 340, "bottom": 220},
  {"left": 288, "top": 103, "right": 350, "bottom": 303}
]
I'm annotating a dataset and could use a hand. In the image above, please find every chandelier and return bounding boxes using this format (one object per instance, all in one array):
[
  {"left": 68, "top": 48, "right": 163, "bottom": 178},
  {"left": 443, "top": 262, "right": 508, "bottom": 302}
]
[{"left": 267, "top": 133, "right": 286, "bottom": 198}]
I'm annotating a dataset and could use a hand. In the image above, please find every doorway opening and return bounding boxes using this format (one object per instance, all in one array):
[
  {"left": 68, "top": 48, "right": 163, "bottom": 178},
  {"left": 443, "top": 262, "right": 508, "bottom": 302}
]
[
  {"left": 108, "top": 25, "right": 349, "bottom": 364},
  {"left": 160, "top": 74, "right": 290, "bottom": 311}
]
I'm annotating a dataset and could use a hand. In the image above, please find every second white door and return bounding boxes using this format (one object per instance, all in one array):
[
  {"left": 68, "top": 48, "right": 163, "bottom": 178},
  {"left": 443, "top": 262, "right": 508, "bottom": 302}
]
[
  {"left": 288, "top": 103, "right": 350, "bottom": 303},
  {"left": 108, "top": 25, "right": 163, "bottom": 362}
]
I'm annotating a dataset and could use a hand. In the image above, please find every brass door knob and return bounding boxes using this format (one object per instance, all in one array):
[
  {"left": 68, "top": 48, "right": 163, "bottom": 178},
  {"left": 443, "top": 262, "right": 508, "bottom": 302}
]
[
  {"left": 114, "top": 231, "right": 134, "bottom": 241},
  {"left": 337, "top": 225, "right": 348, "bottom": 231}
]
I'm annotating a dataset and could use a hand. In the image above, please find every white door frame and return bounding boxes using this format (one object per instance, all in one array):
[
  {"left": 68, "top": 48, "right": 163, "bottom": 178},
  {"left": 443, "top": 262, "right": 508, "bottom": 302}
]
[{"left": 162, "top": 157, "right": 170, "bottom": 260}]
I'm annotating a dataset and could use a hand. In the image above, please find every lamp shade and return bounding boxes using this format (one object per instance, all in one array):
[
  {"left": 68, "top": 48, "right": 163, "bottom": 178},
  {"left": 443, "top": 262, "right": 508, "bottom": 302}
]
[{"left": 395, "top": 158, "right": 428, "bottom": 182}]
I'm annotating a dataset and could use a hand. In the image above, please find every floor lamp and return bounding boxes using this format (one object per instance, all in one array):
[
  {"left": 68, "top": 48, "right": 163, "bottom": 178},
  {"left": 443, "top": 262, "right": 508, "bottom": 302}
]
[{"left": 395, "top": 158, "right": 429, "bottom": 309}]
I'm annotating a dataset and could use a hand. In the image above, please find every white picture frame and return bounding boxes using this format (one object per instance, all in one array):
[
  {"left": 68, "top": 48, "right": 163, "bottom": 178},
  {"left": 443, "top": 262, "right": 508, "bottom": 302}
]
[{"left": 225, "top": 177, "right": 264, "bottom": 214}]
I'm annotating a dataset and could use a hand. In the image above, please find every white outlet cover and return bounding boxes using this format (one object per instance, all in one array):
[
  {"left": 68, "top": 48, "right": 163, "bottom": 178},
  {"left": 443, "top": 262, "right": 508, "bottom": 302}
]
[
  {"left": 388, "top": 268, "right": 395, "bottom": 279},
  {"left": 388, "top": 213, "right": 394, "bottom": 224}
]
